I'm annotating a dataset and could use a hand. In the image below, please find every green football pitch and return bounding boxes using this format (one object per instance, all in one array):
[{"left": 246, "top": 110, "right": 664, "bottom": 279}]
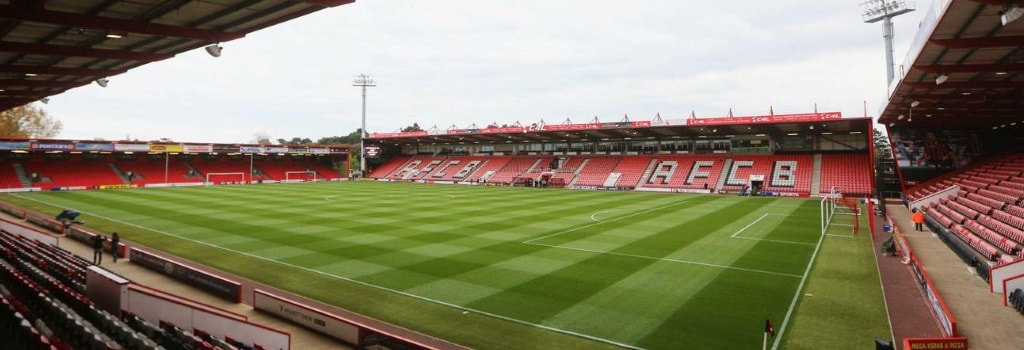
[{"left": 4, "top": 182, "right": 888, "bottom": 350}]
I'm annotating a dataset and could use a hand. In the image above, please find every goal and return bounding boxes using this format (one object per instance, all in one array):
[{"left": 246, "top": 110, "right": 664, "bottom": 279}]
[
  {"left": 284, "top": 170, "right": 318, "bottom": 182},
  {"left": 205, "top": 172, "right": 245, "bottom": 185},
  {"left": 820, "top": 187, "right": 860, "bottom": 236}
]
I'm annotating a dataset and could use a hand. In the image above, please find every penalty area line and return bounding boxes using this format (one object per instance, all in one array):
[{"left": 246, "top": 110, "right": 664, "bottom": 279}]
[
  {"left": 524, "top": 197, "right": 697, "bottom": 245},
  {"left": 730, "top": 213, "right": 816, "bottom": 246},
  {"left": 9, "top": 194, "right": 646, "bottom": 350},
  {"left": 526, "top": 242, "right": 802, "bottom": 278}
]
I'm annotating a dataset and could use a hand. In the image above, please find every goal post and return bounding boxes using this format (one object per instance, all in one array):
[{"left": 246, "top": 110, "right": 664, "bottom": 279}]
[
  {"left": 820, "top": 186, "right": 860, "bottom": 236},
  {"left": 285, "top": 170, "right": 318, "bottom": 182},
  {"left": 205, "top": 172, "right": 245, "bottom": 185}
]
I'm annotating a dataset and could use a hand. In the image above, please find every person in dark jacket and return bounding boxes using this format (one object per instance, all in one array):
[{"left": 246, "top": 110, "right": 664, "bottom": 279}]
[
  {"left": 91, "top": 234, "right": 105, "bottom": 265},
  {"left": 110, "top": 232, "right": 120, "bottom": 263}
]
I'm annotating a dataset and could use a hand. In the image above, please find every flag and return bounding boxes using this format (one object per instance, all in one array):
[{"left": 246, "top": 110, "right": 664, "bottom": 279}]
[{"left": 765, "top": 319, "right": 775, "bottom": 337}]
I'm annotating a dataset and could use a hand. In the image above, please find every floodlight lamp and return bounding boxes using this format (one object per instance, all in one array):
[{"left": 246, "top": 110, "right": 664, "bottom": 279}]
[
  {"left": 910, "top": 101, "right": 920, "bottom": 108},
  {"left": 40, "top": 97, "right": 49, "bottom": 104},
  {"left": 95, "top": 78, "right": 109, "bottom": 87},
  {"left": 1001, "top": 6, "right": 1024, "bottom": 26},
  {"left": 205, "top": 43, "right": 222, "bottom": 57},
  {"left": 897, "top": 114, "right": 905, "bottom": 120},
  {"left": 935, "top": 73, "right": 949, "bottom": 85}
]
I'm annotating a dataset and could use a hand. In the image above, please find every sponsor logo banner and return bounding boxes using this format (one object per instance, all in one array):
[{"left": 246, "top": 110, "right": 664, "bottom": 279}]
[
  {"left": 544, "top": 123, "right": 601, "bottom": 131},
  {"left": 183, "top": 144, "right": 212, "bottom": 153},
  {"left": 240, "top": 146, "right": 265, "bottom": 154},
  {"left": 114, "top": 143, "right": 150, "bottom": 152},
  {"left": 367, "top": 131, "right": 428, "bottom": 138},
  {"left": 130, "top": 248, "right": 241, "bottom": 302},
  {"left": 686, "top": 112, "right": 843, "bottom": 126},
  {"left": 31, "top": 142, "right": 74, "bottom": 150},
  {"left": 903, "top": 337, "right": 967, "bottom": 350},
  {"left": 212, "top": 145, "right": 238, "bottom": 153},
  {"left": 253, "top": 289, "right": 360, "bottom": 344},
  {"left": 98, "top": 184, "right": 137, "bottom": 190},
  {"left": 75, "top": 143, "right": 115, "bottom": 151},
  {"left": 149, "top": 144, "right": 183, "bottom": 153},
  {"left": 0, "top": 141, "right": 30, "bottom": 150}
]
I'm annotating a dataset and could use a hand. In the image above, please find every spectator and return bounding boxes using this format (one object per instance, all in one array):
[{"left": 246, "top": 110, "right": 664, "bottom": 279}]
[
  {"left": 91, "top": 234, "right": 105, "bottom": 265},
  {"left": 912, "top": 208, "right": 925, "bottom": 231},
  {"left": 922, "top": 132, "right": 953, "bottom": 168},
  {"left": 110, "top": 232, "right": 120, "bottom": 263}
]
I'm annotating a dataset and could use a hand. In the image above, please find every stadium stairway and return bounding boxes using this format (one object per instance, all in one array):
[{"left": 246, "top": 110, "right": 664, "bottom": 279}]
[
  {"left": 109, "top": 163, "right": 132, "bottom": 184},
  {"left": 12, "top": 163, "right": 31, "bottom": 188},
  {"left": 810, "top": 154, "right": 822, "bottom": 197},
  {"left": 564, "top": 158, "right": 589, "bottom": 186},
  {"left": 713, "top": 158, "right": 732, "bottom": 191},
  {"left": 632, "top": 158, "right": 661, "bottom": 190}
]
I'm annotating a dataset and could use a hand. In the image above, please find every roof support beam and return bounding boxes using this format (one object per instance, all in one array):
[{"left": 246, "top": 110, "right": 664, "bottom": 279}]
[
  {"left": 903, "top": 81, "right": 1024, "bottom": 89},
  {"left": 0, "top": 5, "right": 244, "bottom": 42},
  {"left": 0, "top": 41, "right": 173, "bottom": 61},
  {"left": 0, "top": 65, "right": 127, "bottom": 76},
  {"left": 0, "top": 79, "right": 90, "bottom": 88},
  {"left": 929, "top": 36, "right": 1024, "bottom": 49},
  {"left": 301, "top": 0, "right": 356, "bottom": 7},
  {"left": 914, "top": 63, "right": 1024, "bottom": 73}
]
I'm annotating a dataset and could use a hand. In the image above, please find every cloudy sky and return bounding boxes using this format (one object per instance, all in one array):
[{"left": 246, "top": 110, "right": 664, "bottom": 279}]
[{"left": 47, "top": 0, "right": 932, "bottom": 144}]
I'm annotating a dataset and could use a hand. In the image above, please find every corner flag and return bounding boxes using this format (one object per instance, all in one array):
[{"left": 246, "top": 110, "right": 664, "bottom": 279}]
[{"left": 765, "top": 319, "right": 775, "bottom": 337}]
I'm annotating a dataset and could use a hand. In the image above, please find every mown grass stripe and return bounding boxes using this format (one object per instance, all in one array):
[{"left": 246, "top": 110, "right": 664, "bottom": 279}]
[{"left": 2, "top": 182, "right": 886, "bottom": 350}]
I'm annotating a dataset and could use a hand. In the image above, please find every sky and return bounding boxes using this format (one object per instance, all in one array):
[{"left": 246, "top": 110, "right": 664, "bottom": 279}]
[{"left": 46, "top": 0, "right": 933, "bottom": 144}]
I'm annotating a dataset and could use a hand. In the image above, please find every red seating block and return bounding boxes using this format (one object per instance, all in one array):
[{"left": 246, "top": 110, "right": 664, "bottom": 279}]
[{"left": 819, "top": 154, "right": 873, "bottom": 196}]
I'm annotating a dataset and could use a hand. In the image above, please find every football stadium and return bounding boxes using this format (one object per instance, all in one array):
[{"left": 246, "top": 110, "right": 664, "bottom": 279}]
[{"left": 1, "top": 1, "right": 1024, "bottom": 350}]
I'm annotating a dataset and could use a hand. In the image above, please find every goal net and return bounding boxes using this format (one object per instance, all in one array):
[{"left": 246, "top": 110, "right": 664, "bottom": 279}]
[
  {"left": 284, "top": 170, "right": 318, "bottom": 182},
  {"left": 205, "top": 172, "right": 245, "bottom": 185},
  {"left": 820, "top": 187, "right": 860, "bottom": 236}
]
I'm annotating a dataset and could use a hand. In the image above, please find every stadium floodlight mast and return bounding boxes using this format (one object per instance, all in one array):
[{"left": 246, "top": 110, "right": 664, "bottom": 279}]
[
  {"left": 352, "top": 74, "right": 376, "bottom": 177},
  {"left": 861, "top": 0, "right": 915, "bottom": 85}
]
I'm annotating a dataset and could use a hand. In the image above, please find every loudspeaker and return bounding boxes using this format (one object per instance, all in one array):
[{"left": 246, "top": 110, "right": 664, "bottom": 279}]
[{"left": 205, "top": 44, "right": 222, "bottom": 57}]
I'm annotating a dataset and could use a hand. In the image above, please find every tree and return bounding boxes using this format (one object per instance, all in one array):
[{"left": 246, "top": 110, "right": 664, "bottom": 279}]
[
  {"left": 317, "top": 129, "right": 362, "bottom": 145},
  {"left": 873, "top": 127, "right": 892, "bottom": 160},
  {"left": 277, "top": 137, "right": 313, "bottom": 145},
  {"left": 251, "top": 132, "right": 271, "bottom": 145},
  {"left": 0, "top": 104, "right": 63, "bottom": 138},
  {"left": 401, "top": 123, "right": 422, "bottom": 132}
]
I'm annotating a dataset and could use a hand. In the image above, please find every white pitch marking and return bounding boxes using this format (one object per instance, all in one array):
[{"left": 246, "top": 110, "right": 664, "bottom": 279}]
[
  {"left": 589, "top": 209, "right": 634, "bottom": 223},
  {"left": 730, "top": 213, "right": 817, "bottom": 246},
  {"left": 730, "top": 213, "right": 771, "bottom": 238},
  {"left": 523, "top": 197, "right": 696, "bottom": 244},
  {"left": 526, "top": 242, "right": 802, "bottom": 278},
  {"left": 769, "top": 209, "right": 828, "bottom": 350},
  {"left": 825, "top": 233, "right": 856, "bottom": 239},
  {"left": 10, "top": 193, "right": 647, "bottom": 350}
]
